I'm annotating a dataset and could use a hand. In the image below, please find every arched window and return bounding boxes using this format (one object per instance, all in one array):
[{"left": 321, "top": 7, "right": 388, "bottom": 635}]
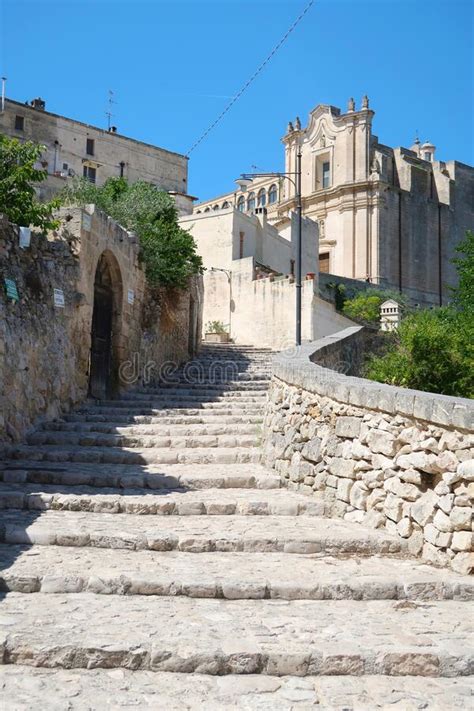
[
  {"left": 204, "top": 207, "right": 210, "bottom": 212},
  {"left": 213, "top": 204, "right": 219, "bottom": 211},
  {"left": 196, "top": 210, "right": 201, "bottom": 214},
  {"left": 268, "top": 184, "right": 278, "bottom": 204},
  {"left": 247, "top": 192, "right": 255, "bottom": 212},
  {"left": 222, "top": 201, "right": 230, "bottom": 208},
  {"left": 237, "top": 195, "right": 245, "bottom": 212},
  {"left": 257, "top": 188, "right": 266, "bottom": 207}
]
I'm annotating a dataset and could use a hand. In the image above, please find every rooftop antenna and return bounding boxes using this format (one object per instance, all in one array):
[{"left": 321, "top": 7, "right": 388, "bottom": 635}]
[
  {"left": 105, "top": 89, "right": 116, "bottom": 130},
  {"left": 414, "top": 129, "right": 420, "bottom": 145}
]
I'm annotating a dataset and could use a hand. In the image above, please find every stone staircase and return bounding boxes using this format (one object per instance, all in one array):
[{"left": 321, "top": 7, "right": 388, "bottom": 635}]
[{"left": 0, "top": 343, "right": 472, "bottom": 709}]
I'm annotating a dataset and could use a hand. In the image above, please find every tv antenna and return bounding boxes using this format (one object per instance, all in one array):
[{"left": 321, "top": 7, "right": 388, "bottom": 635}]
[{"left": 105, "top": 90, "right": 116, "bottom": 130}]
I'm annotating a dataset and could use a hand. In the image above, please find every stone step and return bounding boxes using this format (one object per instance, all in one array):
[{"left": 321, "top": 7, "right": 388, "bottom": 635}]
[
  {"left": 26, "top": 431, "right": 261, "bottom": 449},
  {"left": 6, "top": 445, "right": 262, "bottom": 465},
  {"left": 1, "top": 545, "right": 472, "bottom": 601},
  {"left": 154, "top": 379, "right": 270, "bottom": 389},
  {"left": 60, "top": 410, "right": 263, "bottom": 432},
  {"left": 0, "top": 593, "right": 470, "bottom": 677},
  {"left": 0, "top": 510, "right": 403, "bottom": 555},
  {"left": 0, "top": 668, "right": 471, "bottom": 710},
  {"left": 79, "top": 401, "right": 265, "bottom": 413},
  {"left": 42, "top": 422, "right": 261, "bottom": 436},
  {"left": 0, "top": 462, "right": 280, "bottom": 491},
  {"left": 0, "top": 483, "right": 322, "bottom": 517},
  {"left": 115, "top": 392, "right": 267, "bottom": 402},
  {"left": 69, "top": 409, "right": 263, "bottom": 421}
]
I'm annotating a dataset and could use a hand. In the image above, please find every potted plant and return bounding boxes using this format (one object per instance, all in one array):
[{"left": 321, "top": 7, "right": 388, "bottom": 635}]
[{"left": 205, "top": 320, "right": 230, "bottom": 343}]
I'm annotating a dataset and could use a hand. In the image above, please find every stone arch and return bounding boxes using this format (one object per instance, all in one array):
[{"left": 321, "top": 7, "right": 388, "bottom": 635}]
[{"left": 88, "top": 249, "right": 124, "bottom": 399}]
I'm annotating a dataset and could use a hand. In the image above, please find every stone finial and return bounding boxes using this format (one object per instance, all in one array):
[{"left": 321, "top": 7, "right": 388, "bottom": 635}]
[
  {"left": 295, "top": 116, "right": 301, "bottom": 130},
  {"left": 287, "top": 121, "right": 294, "bottom": 133},
  {"left": 347, "top": 97, "right": 355, "bottom": 112},
  {"left": 362, "top": 95, "right": 369, "bottom": 109}
]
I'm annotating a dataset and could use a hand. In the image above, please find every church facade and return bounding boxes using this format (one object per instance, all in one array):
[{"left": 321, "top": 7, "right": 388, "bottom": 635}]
[{"left": 196, "top": 97, "right": 474, "bottom": 305}]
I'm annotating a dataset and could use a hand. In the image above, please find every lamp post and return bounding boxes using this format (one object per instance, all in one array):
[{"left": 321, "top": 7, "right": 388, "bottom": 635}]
[{"left": 235, "top": 149, "right": 303, "bottom": 346}]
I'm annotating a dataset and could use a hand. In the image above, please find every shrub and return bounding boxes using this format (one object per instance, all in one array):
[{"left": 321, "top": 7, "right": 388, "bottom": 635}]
[
  {"left": 0, "top": 134, "right": 60, "bottom": 230},
  {"left": 206, "top": 320, "right": 227, "bottom": 334},
  {"left": 365, "top": 308, "right": 474, "bottom": 398},
  {"left": 451, "top": 230, "right": 474, "bottom": 313},
  {"left": 61, "top": 177, "right": 202, "bottom": 288},
  {"left": 342, "top": 289, "right": 406, "bottom": 325}
]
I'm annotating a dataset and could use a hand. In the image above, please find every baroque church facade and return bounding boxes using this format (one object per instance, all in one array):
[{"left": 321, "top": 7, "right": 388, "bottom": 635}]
[{"left": 196, "top": 97, "right": 474, "bottom": 305}]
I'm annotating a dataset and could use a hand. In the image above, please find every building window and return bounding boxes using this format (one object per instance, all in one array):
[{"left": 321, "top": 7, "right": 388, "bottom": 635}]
[
  {"left": 213, "top": 204, "right": 219, "bottom": 211},
  {"left": 222, "top": 201, "right": 230, "bottom": 208},
  {"left": 257, "top": 188, "right": 266, "bottom": 207},
  {"left": 15, "top": 115, "right": 24, "bottom": 131},
  {"left": 322, "top": 161, "right": 331, "bottom": 189},
  {"left": 83, "top": 165, "right": 97, "bottom": 183},
  {"left": 119, "top": 161, "right": 125, "bottom": 178},
  {"left": 290, "top": 259, "right": 295, "bottom": 276},
  {"left": 247, "top": 192, "right": 255, "bottom": 212},
  {"left": 268, "top": 184, "right": 278, "bottom": 204},
  {"left": 86, "top": 138, "right": 95, "bottom": 156},
  {"left": 204, "top": 207, "right": 210, "bottom": 212},
  {"left": 424, "top": 152, "right": 431, "bottom": 162},
  {"left": 237, "top": 195, "right": 245, "bottom": 212},
  {"left": 239, "top": 231, "right": 245, "bottom": 259},
  {"left": 319, "top": 252, "right": 330, "bottom": 273}
]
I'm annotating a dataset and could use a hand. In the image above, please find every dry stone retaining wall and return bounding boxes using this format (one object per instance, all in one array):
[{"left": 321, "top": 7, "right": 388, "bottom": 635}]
[{"left": 262, "top": 327, "right": 474, "bottom": 574}]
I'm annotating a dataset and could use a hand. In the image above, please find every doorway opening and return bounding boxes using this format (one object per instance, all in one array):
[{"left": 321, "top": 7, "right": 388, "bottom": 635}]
[{"left": 89, "top": 251, "right": 122, "bottom": 399}]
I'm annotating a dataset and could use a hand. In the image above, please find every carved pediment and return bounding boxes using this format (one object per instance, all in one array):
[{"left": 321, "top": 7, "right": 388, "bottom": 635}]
[{"left": 306, "top": 105, "right": 344, "bottom": 148}]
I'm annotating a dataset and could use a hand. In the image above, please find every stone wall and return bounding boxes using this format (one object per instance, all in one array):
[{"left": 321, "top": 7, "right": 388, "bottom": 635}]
[
  {"left": 0, "top": 208, "right": 202, "bottom": 446},
  {"left": 262, "top": 327, "right": 474, "bottom": 574}
]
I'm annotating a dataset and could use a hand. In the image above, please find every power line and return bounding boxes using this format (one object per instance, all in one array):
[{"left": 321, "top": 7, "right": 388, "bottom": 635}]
[{"left": 185, "top": 0, "right": 316, "bottom": 157}]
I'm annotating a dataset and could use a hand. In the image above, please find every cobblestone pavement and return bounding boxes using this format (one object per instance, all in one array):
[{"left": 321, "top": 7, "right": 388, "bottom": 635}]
[{"left": 0, "top": 344, "right": 472, "bottom": 709}]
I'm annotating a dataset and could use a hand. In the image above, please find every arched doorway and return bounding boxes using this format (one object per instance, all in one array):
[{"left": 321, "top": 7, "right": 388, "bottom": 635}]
[{"left": 89, "top": 251, "right": 123, "bottom": 399}]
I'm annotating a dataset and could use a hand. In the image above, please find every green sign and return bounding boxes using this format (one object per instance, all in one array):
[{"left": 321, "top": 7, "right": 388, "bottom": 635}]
[{"left": 4, "top": 278, "right": 19, "bottom": 302}]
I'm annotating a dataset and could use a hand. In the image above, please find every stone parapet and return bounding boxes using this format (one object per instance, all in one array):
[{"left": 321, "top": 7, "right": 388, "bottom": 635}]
[{"left": 262, "top": 327, "right": 474, "bottom": 573}]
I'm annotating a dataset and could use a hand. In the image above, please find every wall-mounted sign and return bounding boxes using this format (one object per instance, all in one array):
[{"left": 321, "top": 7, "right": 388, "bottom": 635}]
[
  {"left": 82, "top": 213, "right": 92, "bottom": 232},
  {"left": 4, "top": 278, "right": 19, "bottom": 302},
  {"left": 127, "top": 289, "right": 135, "bottom": 305},
  {"left": 53, "top": 288, "right": 65, "bottom": 308},
  {"left": 19, "top": 226, "right": 31, "bottom": 249}
]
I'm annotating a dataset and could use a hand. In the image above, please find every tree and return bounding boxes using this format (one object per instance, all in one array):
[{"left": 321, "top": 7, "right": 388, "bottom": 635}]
[
  {"left": 0, "top": 134, "right": 60, "bottom": 230},
  {"left": 451, "top": 230, "right": 474, "bottom": 313},
  {"left": 61, "top": 177, "right": 202, "bottom": 288}
]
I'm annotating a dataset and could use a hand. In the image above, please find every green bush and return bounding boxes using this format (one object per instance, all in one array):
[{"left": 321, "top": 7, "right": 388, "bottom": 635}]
[
  {"left": 0, "top": 134, "right": 60, "bottom": 230},
  {"left": 61, "top": 177, "right": 202, "bottom": 288},
  {"left": 342, "top": 289, "right": 406, "bottom": 325},
  {"left": 365, "top": 308, "right": 474, "bottom": 398}
]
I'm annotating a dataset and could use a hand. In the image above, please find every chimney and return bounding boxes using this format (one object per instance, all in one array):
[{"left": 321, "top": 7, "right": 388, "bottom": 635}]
[
  {"left": 109, "top": 126, "right": 117, "bottom": 133},
  {"left": 30, "top": 97, "right": 46, "bottom": 111}
]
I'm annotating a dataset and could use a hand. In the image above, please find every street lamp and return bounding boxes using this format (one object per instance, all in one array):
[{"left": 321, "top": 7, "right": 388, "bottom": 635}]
[{"left": 235, "top": 150, "right": 303, "bottom": 346}]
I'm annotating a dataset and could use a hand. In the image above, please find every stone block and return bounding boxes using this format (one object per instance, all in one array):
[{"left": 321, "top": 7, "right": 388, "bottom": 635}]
[
  {"left": 366, "top": 429, "right": 397, "bottom": 457},
  {"left": 451, "top": 531, "right": 473, "bottom": 552},
  {"left": 410, "top": 490, "right": 437, "bottom": 527},
  {"left": 383, "top": 494, "right": 404, "bottom": 522},
  {"left": 449, "top": 506, "right": 472, "bottom": 531},
  {"left": 336, "top": 477, "right": 353, "bottom": 503},
  {"left": 451, "top": 552, "right": 474, "bottom": 575},
  {"left": 457, "top": 459, "right": 474, "bottom": 481},
  {"left": 301, "top": 437, "right": 322, "bottom": 463},
  {"left": 384, "top": 477, "right": 421, "bottom": 502},
  {"left": 396, "top": 518, "right": 412, "bottom": 538},
  {"left": 349, "top": 482, "right": 369, "bottom": 510},
  {"left": 400, "top": 468, "right": 424, "bottom": 486},
  {"left": 396, "top": 451, "right": 438, "bottom": 474},
  {"left": 328, "top": 458, "right": 356, "bottom": 480},
  {"left": 335, "top": 416, "right": 361, "bottom": 439},
  {"left": 437, "top": 494, "right": 455, "bottom": 514},
  {"left": 433, "top": 509, "right": 453, "bottom": 533},
  {"left": 424, "top": 523, "right": 452, "bottom": 549}
]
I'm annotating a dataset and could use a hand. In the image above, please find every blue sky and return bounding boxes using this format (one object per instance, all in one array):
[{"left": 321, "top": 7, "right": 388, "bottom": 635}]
[{"left": 1, "top": 0, "right": 473, "bottom": 201}]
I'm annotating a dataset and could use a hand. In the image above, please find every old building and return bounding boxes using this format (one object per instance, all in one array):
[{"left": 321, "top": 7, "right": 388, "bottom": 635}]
[
  {"left": 0, "top": 96, "right": 195, "bottom": 214},
  {"left": 0, "top": 207, "right": 202, "bottom": 443},
  {"left": 196, "top": 97, "right": 474, "bottom": 305},
  {"left": 179, "top": 206, "right": 352, "bottom": 349}
]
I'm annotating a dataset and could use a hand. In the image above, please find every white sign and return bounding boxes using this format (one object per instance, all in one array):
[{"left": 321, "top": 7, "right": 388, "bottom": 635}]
[
  {"left": 53, "top": 288, "right": 65, "bottom": 308},
  {"left": 127, "top": 289, "right": 135, "bottom": 305},
  {"left": 19, "top": 226, "right": 31, "bottom": 248},
  {"left": 82, "top": 213, "right": 92, "bottom": 232}
]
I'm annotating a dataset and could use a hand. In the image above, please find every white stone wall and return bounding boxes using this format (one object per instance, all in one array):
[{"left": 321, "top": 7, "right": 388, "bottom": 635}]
[{"left": 262, "top": 328, "right": 474, "bottom": 573}]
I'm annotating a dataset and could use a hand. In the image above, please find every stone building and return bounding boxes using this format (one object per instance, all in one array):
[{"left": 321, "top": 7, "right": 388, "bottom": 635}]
[
  {"left": 0, "top": 208, "right": 202, "bottom": 444},
  {"left": 0, "top": 97, "right": 194, "bottom": 215},
  {"left": 196, "top": 97, "right": 474, "bottom": 305},
  {"left": 179, "top": 206, "right": 352, "bottom": 349}
]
